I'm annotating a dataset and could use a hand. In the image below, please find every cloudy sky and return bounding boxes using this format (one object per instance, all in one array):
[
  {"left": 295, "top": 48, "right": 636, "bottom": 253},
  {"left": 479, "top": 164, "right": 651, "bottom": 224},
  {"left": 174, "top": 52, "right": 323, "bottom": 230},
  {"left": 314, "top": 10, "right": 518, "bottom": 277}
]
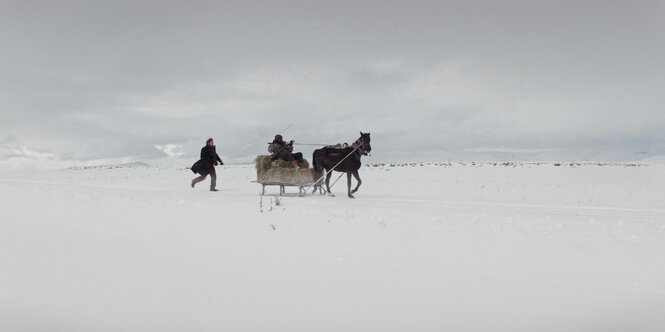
[{"left": 1, "top": 0, "right": 664, "bottom": 167}]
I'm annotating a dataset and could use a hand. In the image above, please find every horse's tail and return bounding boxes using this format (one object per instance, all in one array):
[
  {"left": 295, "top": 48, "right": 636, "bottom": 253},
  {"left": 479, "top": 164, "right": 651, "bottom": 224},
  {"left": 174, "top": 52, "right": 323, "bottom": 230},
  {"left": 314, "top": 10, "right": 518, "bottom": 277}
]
[{"left": 312, "top": 149, "right": 321, "bottom": 181}]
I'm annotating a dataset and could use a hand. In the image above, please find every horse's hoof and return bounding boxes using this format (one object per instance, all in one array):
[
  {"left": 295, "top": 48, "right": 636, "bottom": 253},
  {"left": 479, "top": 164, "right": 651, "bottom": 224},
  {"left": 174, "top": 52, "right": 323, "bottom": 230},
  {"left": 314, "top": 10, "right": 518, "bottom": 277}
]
[
  {"left": 348, "top": 194, "right": 355, "bottom": 199},
  {"left": 351, "top": 190, "right": 357, "bottom": 194}
]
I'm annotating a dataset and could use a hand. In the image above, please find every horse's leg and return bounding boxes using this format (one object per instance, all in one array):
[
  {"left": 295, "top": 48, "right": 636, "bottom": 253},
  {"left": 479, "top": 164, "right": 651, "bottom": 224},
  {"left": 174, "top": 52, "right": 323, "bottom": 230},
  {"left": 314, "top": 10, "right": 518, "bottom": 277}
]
[
  {"left": 311, "top": 165, "right": 320, "bottom": 195},
  {"left": 347, "top": 172, "right": 355, "bottom": 198},
  {"left": 325, "top": 170, "right": 334, "bottom": 196},
  {"left": 319, "top": 166, "right": 328, "bottom": 194},
  {"left": 351, "top": 170, "right": 362, "bottom": 194}
]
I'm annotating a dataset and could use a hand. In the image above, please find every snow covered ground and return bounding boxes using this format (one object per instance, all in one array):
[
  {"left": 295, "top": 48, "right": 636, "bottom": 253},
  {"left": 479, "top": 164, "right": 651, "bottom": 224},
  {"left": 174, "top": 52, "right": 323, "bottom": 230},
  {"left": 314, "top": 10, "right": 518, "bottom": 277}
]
[{"left": 2, "top": 162, "right": 665, "bottom": 331}]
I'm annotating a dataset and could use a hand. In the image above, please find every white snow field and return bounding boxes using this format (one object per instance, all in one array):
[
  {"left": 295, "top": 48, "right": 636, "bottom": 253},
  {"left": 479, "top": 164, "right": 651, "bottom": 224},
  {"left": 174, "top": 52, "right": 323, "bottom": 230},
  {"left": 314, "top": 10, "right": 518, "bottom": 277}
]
[{"left": 2, "top": 162, "right": 665, "bottom": 331}]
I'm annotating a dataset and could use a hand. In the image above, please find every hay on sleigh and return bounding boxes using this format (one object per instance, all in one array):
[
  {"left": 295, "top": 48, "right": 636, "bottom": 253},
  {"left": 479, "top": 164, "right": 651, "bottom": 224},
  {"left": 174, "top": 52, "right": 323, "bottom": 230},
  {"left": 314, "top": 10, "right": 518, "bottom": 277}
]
[
  {"left": 255, "top": 155, "right": 310, "bottom": 177},
  {"left": 267, "top": 158, "right": 309, "bottom": 169},
  {"left": 258, "top": 168, "right": 315, "bottom": 186},
  {"left": 255, "top": 155, "right": 273, "bottom": 177},
  {"left": 255, "top": 155, "right": 313, "bottom": 185}
]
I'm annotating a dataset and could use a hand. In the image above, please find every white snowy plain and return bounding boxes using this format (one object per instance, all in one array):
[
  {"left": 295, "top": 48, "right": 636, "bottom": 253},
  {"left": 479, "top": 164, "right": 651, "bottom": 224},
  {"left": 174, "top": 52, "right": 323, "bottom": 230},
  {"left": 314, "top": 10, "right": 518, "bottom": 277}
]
[{"left": 2, "top": 162, "right": 665, "bottom": 331}]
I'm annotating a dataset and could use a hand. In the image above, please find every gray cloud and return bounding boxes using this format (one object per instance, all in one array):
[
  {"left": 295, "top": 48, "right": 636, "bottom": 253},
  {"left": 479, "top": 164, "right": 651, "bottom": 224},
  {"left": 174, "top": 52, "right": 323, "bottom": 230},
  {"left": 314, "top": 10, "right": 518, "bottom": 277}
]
[{"left": 1, "top": 0, "right": 664, "bottom": 168}]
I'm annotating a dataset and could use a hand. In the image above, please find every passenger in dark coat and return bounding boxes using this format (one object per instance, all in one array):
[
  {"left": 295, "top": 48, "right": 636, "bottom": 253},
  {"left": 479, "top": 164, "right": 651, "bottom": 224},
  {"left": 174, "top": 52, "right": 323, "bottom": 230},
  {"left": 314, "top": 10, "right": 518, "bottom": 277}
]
[
  {"left": 269, "top": 134, "right": 303, "bottom": 168},
  {"left": 191, "top": 138, "right": 223, "bottom": 191}
]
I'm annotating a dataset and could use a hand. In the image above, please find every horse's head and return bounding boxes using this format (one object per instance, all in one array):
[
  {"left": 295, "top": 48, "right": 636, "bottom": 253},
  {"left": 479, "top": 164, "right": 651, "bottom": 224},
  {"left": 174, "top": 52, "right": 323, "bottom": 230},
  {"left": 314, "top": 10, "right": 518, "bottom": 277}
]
[{"left": 355, "top": 132, "right": 371, "bottom": 156}]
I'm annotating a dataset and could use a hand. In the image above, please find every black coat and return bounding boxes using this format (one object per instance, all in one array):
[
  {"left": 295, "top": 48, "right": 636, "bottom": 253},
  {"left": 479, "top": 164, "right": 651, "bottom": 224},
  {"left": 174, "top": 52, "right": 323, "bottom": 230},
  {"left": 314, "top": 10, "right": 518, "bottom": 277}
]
[{"left": 191, "top": 145, "right": 223, "bottom": 175}]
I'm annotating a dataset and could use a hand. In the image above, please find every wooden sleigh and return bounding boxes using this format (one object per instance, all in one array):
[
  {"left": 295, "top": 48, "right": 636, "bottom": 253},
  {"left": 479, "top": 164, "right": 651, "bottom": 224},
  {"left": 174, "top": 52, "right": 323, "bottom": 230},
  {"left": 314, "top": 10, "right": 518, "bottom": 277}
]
[{"left": 254, "top": 155, "right": 321, "bottom": 196}]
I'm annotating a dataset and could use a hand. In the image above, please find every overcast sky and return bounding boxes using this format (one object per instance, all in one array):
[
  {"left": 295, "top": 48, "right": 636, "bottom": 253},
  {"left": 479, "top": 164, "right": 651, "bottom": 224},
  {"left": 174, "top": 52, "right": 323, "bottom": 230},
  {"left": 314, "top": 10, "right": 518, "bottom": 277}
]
[{"left": 1, "top": 0, "right": 664, "bottom": 167}]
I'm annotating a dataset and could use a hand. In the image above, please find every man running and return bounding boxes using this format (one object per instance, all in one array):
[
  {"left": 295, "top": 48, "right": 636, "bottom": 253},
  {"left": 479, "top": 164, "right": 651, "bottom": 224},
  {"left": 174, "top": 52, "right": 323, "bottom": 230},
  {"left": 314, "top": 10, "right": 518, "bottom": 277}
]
[{"left": 191, "top": 138, "right": 224, "bottom": 191}]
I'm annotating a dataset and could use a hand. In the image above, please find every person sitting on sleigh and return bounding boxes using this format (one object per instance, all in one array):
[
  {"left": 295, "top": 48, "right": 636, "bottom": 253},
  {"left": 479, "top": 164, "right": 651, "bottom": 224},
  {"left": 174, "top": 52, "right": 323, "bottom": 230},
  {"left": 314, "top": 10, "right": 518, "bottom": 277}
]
[{"left": 268, "top": 134, "right": 304, "bottom": 168}]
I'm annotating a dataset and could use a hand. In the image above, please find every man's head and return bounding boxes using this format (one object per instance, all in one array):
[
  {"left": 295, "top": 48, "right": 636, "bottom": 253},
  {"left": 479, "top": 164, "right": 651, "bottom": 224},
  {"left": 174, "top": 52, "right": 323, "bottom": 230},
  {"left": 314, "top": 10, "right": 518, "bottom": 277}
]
[
  {"left": 275, "top": 134, "right": 283, "bottom": 142},
  {"left": 206, "top": 138, "right": 214, "bottom": 146}
]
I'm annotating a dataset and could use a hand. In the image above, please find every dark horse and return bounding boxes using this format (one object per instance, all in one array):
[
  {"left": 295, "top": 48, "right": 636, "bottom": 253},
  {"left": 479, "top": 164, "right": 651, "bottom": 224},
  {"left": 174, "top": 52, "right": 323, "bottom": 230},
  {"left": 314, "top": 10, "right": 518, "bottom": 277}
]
[{"left": 312, "top": 132, "right": 371, "bottom": 198}]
